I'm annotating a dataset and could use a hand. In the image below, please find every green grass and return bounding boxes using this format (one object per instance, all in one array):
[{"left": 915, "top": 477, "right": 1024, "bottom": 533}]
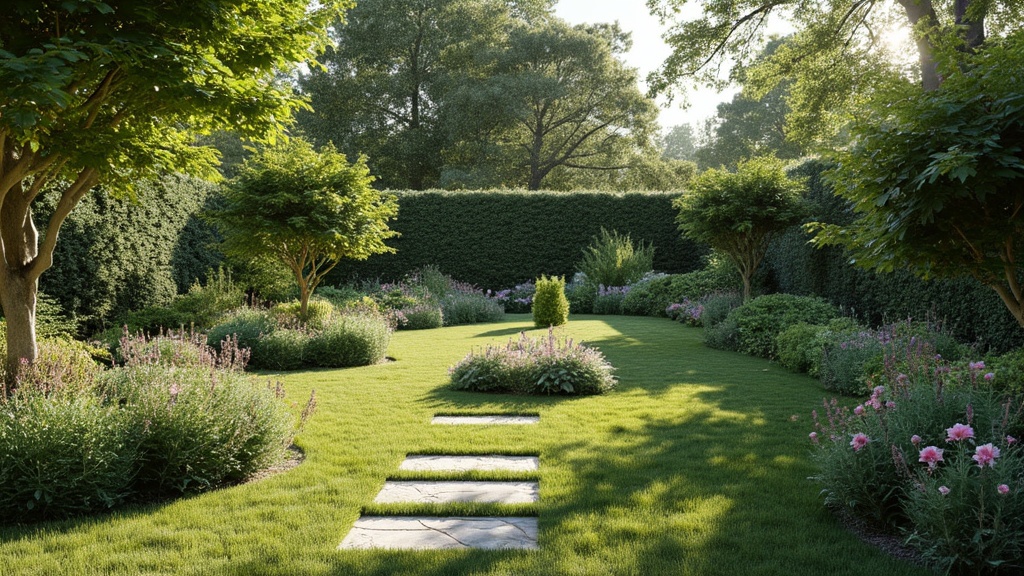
[{"left": 0, "top": 315, "right": 931, "bottom": 576}]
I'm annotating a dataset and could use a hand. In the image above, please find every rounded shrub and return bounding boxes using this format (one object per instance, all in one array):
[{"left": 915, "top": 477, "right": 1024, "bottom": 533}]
[
  {"left": 440, "top": 293, "right": 505, "bottom": 326},
  {"left": 398, "top": 303, "right": 444, "bottom": 330},
  {"left": 565, "top": 279, "right": 596, "bottom": 315},
  {"left": 250, "top": 329, "right": 309, "bottom": 371},
  {"left": 533, "top": 275, "right": 569, "bottom": 328},
  {"left": 729, "top": 294, "right": 840, "bottom": 359},
  {"left": 271, "top": 298, "right": 336, "bottom": 329},
  {"left": 576, "top": 228, "right": 654, "bottom": 287},
  {"left": 207, "top": 307, "right": 274, "bottom": 351},
  {"left": 700, "top": 292, "right": 744, "bottom": 351},
  {"left": 305, "top": 313, "right": 391, "bottom": 368},
  {"left": 621, "top": 264, "right": 738, "bottom": 317}
]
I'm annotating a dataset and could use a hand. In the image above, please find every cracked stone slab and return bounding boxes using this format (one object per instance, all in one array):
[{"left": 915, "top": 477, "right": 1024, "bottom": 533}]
[
  {"left": 431, "top": 415, "right": 539, "bottom": 425},
  {"left": 338, "top": 516, "right": 539, "bottom": 550},
  {"left": 399, "top": 455, "right": 539, "bottom": 473},
  {"left": 374, "top": 481, "right": 539, "bottom": 504}
]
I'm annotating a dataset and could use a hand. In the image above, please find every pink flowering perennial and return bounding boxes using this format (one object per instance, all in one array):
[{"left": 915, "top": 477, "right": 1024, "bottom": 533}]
[
  {"left": 918, "top": 446, "right": 944, "bottom": 468},
  {"left": 998, "top": 484, "right": 1010, "bottom": 495},
  {"left": 938, "top": 486, "right": 950, "bottom": 495},
  {"left": 972, "top": 443, "right": 1000, "bottom": 468},
  {"left": 946, "top": 423, "right": 975, "bottom": 442},
  {"left": 850, "top": 433, "right": 870, "bottom": 452}
]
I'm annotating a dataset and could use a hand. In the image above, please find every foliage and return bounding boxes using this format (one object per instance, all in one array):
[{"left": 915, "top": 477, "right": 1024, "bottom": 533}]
[
  {"left": 250, "top": 329, "right": 310, "bottom": 372},
  {"left": 621, "top": 261, "right": 739, "bottom": 317},
  {"left": 490, "top": 281, "right": 537, "bottom": 314},
  {"left": 564, "top": 277, "right": 596, "bottom": 315},
  {"left": 440, "top": 293, "right": 505, "bottom": 327},
  {"left": 988, "top": 348, "right": 1024, "bottom": 396},
  {"left": 592, "top": 286, "right": 631, "bottom": 316},
  {"left": 304, "top": 313, "right": 391, "bottom": 368},
  {"left": 577, "top": 228, "right": 654, "bottom": 288},
  {"left": 209, "top": 138, "right": 399, "bottom": 318},
  {"left": 207, "top": 308, "right": 275, "bottom": 353},
  {"left": 812, "top": 33, "right": 1024, "bottom": 330},
  {"left": 271, "top": 299, "right": 337, "bottom": 330},
  {"left": 122, "top": 267, "right": 246, "bottom": 334},
  {"left": 818, "top": 330, "right": 886, "bottom": 396},
  {"left": 533, "top": 276, "right": 570, "bottom": 328},
  {"left": 328, "top": 189, "right": 707, "bottom": 290},
  {"left": 396, "top": 304, "right": 445, "bottom": 331},
  {"left": 776, "top": 318, "right": 862, "bottom": 377},
  {"left": 810, "top": 358, "right": 1024, "bottom": 572},
  {"left": 675, "top": 157, "right": 806, "bottom": 301},
  {"left": 0, "top": 0, "right": 346, "bottom": 375},
  {"left": 726, "top": 294, "right": 839, "bottom": 360},
  {"left": 448, "top": 328, "right": 616, "bottom": 395}
]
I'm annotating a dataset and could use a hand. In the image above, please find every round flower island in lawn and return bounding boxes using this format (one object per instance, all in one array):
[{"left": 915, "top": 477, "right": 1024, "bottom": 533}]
[{"left": 447, "top": 328, "right": 616, "bottom": 395}]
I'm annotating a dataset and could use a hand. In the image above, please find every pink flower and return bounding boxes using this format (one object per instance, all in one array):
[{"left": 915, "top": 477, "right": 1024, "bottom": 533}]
[
  {"left": 854, "top": 405, "right": 865, "bottom": 416},
  {"left": 850, "top": 433, "right": 870, "bottom": 452},
  {"left": 911, "top": 434, "right": 922, "bottom": 446},
  {"left": 1008, "top": 436, "right": 1018, "bottom": 446},
  {"left": 919, "top": 446, "right": 944, "bottom": 468},
  {"left": 998, "top": 484, "right": 1010, "bottom": 495},
  {"left": 866, "top": 397, "right": 882, "bottom": 411},
  {"left": 872, "top": 385, "right": 885, "bottom": 396},
  {"left": 809, "top": 432, "right": 819, "bottom": 443},
  {"left": 946, "top": 423, "right": 975, "bottom": 442},
  {"left": 969, "top": 361, "right": 985, "bottom": 371},
  {"left": 984, "top": 373, "right": 995, "bottom": 381},
  {"left": 973, "top": 443, "right": 1001, "bottom": 468},
  {"left": 885, "top": 401, "right": 896, "bottom": 409},
  {"left": 938, "top": 486, "right": 950, "bottom": 495}
]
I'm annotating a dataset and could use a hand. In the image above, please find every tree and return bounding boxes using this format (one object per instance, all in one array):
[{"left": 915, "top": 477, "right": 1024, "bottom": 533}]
[
  {"left": 661, "top": 124, "right": 699, "bottom": 162},
  {"left": 448, "top": 21, "right": 659, "bottom": 190},
  {"left": 648, "top": 0, "right": 1022, "bottom": 145},
  {"left": 675, "top": 157, "right": 805, "bottom": 301},
  {"left": 299, "top": 0, "right": 553, "bottom": 190},
  {"left": 210, "top": 139, "right": 398, "bottom": 318},
  {"left": 0, "top": 0, "right": 344, "bottom": 383},
  {"left": 810, "top": 34, "right": 1024, "bottom": 328}
]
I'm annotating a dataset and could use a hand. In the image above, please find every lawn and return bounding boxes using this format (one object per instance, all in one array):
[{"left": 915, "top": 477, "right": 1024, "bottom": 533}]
[{"left": 0, "top": 315, "right": 932, "bottom": 576}]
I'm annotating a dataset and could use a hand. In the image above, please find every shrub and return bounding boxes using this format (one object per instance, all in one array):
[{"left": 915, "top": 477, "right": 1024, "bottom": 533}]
[
  {"left": 250, "top": 329, "right": 309, "bottom": 371},
  {"left": 0, "top": 390, "right": 137, "bottom": 522},
  {"left": 776, "top": 317, "right": 863, "bottom": 376},
  {"left": 577, "top": 228, "right": 654, "bottom": 287},
  {"left": 207, "top": 307, "right": 275, "bottom": 352},
  {"left": 666, "top": 299, "right": 704, "bottom": 327},
  {"left": 728, "top": 294, "right": 839, "bottom": 359},
  {"left": 621, "top": 262, "right": 738, "bottom": 317},
  {"left": 305, "top": 313, "right": 391, "bottom": 368},
  {"left": 119, "top": 328, "right": 249, "bottom": 372},
  {"left": 819, "top": 330, "right": 884, "bottom": 396},
  {"left": 169, "top": 268, "right": 246, "bottom": 329},
  {"left": 397, "top": 303, "right": 444, "bottom": 330},
  {"left": 440, "top": 293, "right": 505, "bottom": 326},
  {"left": 271, "top": 298, "right": 336, "bottom": 329},
  {"left": 810, "top": 357, "right": 1024, "bottom": 572},
  {"left": 592, "top": 285, "right": 630, "bottom": 315},
  {"left": 449, "top": 329, "right": 616, "bottom": 395},
  {"left": 564, "top": 276, "right": 596, "bottom": 315},
  {"left": 701, "top": 292, "right": 744, "bottom": 351},
  {"left": 988, "top": 347, "right": 1024, "bottom": 395},
  {"left": 316, "top": 285, "right": 368, "bottom": 309},
  {"left": 533, "top": 275, "right": 569, "bottom": 328},
  {"left": 489, "top": 281, "right": 535, "bottom": 314}
]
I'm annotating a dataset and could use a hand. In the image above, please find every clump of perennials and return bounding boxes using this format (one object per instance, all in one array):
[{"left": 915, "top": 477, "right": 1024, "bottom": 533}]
[{"left": 448, "top": 327, "right": 615, "bottom": 395}]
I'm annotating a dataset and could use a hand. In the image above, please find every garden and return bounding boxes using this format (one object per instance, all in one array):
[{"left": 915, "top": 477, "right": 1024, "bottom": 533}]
[{"left": 3, "top": 1, "right": 1024, "bottom": 575}]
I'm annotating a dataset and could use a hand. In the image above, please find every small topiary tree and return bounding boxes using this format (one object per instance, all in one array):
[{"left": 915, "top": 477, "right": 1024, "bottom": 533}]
[{"left": 532, "top": 275, "right": 569, "bottom": 328}]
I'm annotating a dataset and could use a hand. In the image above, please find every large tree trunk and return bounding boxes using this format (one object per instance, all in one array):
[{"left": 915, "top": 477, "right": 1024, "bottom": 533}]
[
  {"left": 0, "top": 271, "right": 38, "bottom": 385},
  {"left": 897, "top": 0, "right": 941, "bottom": 90}
]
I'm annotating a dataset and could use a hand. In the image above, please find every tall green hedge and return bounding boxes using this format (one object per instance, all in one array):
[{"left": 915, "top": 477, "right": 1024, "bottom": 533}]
[
  {"left": 38, "top": 174, "right": 222, "bottom": 335},
  {"left": 328, "top": 190, "right": 707, "bottom": 289},
  {"left": 763, "top": 159, "right": 1024, "bottom": 353}
]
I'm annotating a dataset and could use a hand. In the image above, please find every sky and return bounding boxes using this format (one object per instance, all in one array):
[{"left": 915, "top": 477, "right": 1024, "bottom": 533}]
[{"left": 552, "top": 0, "right": 738, "bottom": 132}]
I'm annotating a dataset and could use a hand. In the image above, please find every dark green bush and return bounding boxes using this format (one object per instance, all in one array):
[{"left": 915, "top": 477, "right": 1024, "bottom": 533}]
[
  {"left": 576, "top": 228, "right": 654, "bottom": 287},
  {"left": 565, "top": 279, "right": 596, "bottom": 315},
  {"left": 305, "top": 313, "right": 391, "bottom": 368},
  {"left": 449, "top": 329, "right": 616, "bottom": 395},
  {"left": 328, "top": 190, "right": 708, "bottom": 289},
  {"left": 729, "top": 294, "right": 840, "bottom": 359},
  {"left": 533, "top": 275, "right": 569, "bottom": 328},
  {"left": 989, "top": 347, "right": 1024, "bottom": 395},
  {"left": 398, "top": 304, "right": 444, "bottom": 330},
  {"left": 207, "top": 308, "right": 274, "bottom": 351},
  {"left": 819, "top": 330, "right": 883, "bottom": 396},
  {"left": 250, "top": 329, "right": 309, "bottom": 371},
  {"left": 621, "top": 263, "right": 739, "bottom": 317},
  {"left": 0, "top": 391, "right": 137, "bottom": 522},
  {"left": 440, "top": 293, "right": 505, "bottom": 326},
  {"left": 776, "top": 318, "right": 863, "bottom": 376},
  {"left": 701, "top": 292, "right": 744, "bottom": 351}
]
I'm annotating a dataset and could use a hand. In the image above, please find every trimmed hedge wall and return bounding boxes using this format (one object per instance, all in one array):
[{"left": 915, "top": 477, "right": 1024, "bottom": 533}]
[
  {"left": 763, "top": 159, "right": 1024, "bottom": 353},
  {"left": 328, "top": 190, "right": 707, "bottom": 289}
]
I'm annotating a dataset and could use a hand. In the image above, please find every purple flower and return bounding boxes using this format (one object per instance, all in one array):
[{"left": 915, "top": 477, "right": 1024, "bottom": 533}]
[
  {"left": 998, "top": 484, "right": 1010, "bottom": 495},
  {"left": 969, "top": 361, "right": 986, "bottom": 371},
  {"left": 938, "top": 486, "right": 950, "bottom": 496},
  {"left": 984, "top": 372, "right": 995, "bottom": 381},
  {"left": 911, "top": 435, "right": 922, "bottom": 446},
  {"left": 850, "top": 433, "right": 870, "bottom": 452}
]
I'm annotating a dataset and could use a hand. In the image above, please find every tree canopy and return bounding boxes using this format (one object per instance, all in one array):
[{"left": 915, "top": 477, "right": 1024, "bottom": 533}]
[
  {"left": 810, "top": 33, "right": 1024, "bottom": 327},
  {"left": 209, "top": 139, "right": 398, "bottom": 318},
  {"left": 675, "top": 157, "right": 806, "bottom": 301},
  {"left": 0, "top": 0, "right": 345, "bottom": 378}
]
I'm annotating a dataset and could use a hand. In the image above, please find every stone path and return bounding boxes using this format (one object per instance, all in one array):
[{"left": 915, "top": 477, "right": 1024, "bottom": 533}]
[
  {"left": 339, "top": 516, "right": 539, "bottom": 550},
  {"left": 374, "top": 481, "right": 540, "bottom": 504},
  {"left": 338, "top": 413, "right": 541, "bottom": 550},
  {"left": 431, "top": 415, "right": 539, "bottom": 425},
  {"left": 399, "top": 455, "right": 539, "bottom": 472}
]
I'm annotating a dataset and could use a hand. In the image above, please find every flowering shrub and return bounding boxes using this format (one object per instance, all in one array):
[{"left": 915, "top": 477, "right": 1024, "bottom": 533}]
[
  {"left": 395, "top": 302, "right": 444, "bottom": 330},
  {"left": 592, "top": 285, "right": 631, "bottom": 315},
  {"left": 440, "top": 293, "right": 504, "bottom": 326},
  {"left": 449, "top": 328, "right": 616, "bottom": 395},
  {"left": 810, "top": 354, "right": 1024, "bottom": 572},
  {"left": 666, "top": 298, "right": 704, "bottom": 327},
  {"left": 488, "top": 281, "right": 536, "bottom": 314}
]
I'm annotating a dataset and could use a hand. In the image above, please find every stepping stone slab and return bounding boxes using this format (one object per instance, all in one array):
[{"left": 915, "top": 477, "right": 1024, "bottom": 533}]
[
  {"left": 374, "top": 481, "right": 539, "bottom": 504},
  {"left": 431, "top": 415, "right": 539, "bottom": 425},
  {"left": 338, "top": 516, "right": 539, "bottom": 550},
  {"left": 399, "top": 455, "right": 539, "bottom": 473}
]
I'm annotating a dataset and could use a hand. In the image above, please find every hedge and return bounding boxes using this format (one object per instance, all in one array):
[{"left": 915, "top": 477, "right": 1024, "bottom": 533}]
[{"left": 327, "top": 190, "right": 707, "bottom": 289}]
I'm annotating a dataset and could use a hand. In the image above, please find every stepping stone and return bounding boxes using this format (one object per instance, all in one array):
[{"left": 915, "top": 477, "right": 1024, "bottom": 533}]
[
  {"left": 399, "top": 455, "right": 539, "bottom": 473},
  {"left": 338, "top": 516, "right": 538, "bottom": 550},
  {"left": 431, "top": 415, "right": 539, "bottom": 425},
  {"left": 374, "top": 481, "right": 539, "bottom": 504}
]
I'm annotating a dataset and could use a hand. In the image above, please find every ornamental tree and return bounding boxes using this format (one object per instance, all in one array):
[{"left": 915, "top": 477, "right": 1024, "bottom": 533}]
[
  {"left": 209, "top": 139, "right": 398, "bottom": 319},
  {"left": 675, "top": 157, "right": 805, "bottom": 301},
  {"left": 810, "top": 34, "right": 1024, "bottom": 328},
  {"left": 0, "top": 0, "right": 345, "bottom": 386}
]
